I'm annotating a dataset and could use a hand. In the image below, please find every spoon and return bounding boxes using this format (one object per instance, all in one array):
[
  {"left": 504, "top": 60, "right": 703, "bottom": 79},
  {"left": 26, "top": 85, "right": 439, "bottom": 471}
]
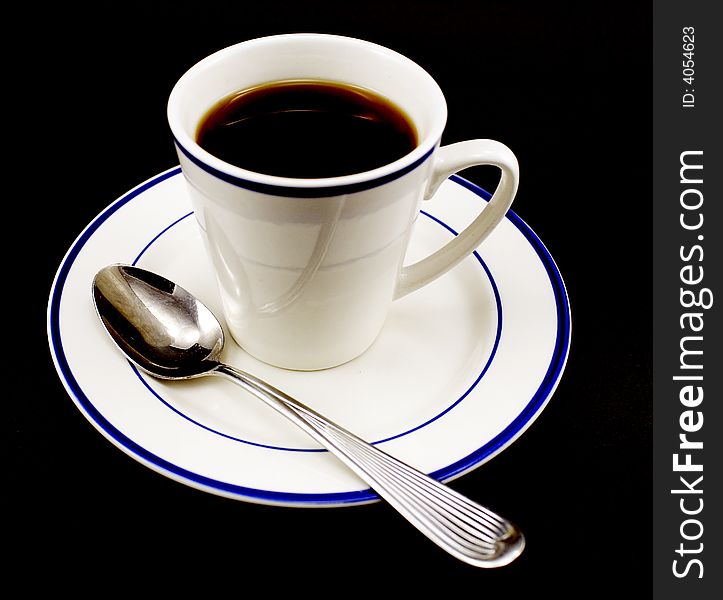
[{"left": 92, "top": 264, "right": 524, "bottom": 568}]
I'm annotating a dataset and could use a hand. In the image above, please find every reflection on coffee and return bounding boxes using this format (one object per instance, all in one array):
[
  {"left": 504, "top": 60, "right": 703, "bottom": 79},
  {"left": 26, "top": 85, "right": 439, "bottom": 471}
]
[{"left": 196, "top": 79, "right": 418, "bottom": 179}]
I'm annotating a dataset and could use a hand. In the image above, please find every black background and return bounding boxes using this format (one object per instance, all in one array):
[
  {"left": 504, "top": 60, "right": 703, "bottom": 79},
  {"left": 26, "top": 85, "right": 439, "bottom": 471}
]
[{"left": 17, "top": 1, "right": 650, "bottom": 593}]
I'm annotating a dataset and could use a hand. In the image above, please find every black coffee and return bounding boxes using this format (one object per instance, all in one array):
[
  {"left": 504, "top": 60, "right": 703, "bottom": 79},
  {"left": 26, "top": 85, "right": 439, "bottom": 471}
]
[{"left": 196, "top": 79, "right": 418, "bottom": 179}]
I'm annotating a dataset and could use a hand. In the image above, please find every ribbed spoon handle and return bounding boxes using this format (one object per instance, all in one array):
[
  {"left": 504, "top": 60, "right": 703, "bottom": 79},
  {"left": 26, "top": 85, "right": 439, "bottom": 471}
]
[{"left": 213, "top": 363, "right": 524, "bottom": 568}]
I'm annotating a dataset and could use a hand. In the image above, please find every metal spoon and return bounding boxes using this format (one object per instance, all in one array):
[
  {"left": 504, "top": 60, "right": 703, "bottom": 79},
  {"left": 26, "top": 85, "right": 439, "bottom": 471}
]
[{"left": 92, "top": 264, "right": 524, "bottom": 567}]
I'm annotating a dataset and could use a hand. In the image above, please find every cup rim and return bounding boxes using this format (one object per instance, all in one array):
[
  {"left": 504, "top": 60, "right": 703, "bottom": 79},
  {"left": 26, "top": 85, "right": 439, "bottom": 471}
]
[{"left": 167, "top": 33, "right": 447, "bottom": 193}]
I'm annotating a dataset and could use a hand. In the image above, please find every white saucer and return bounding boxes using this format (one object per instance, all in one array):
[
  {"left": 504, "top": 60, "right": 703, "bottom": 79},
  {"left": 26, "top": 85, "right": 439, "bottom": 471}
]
[{"left": 48, "top": 167, "right": 570, "bottom": 507}]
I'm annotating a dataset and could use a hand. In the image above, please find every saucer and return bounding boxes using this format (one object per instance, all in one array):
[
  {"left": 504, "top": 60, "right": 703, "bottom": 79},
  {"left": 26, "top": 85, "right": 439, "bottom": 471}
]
[{"left": 48, "top": 167, "right": 570, "bottom": 507}]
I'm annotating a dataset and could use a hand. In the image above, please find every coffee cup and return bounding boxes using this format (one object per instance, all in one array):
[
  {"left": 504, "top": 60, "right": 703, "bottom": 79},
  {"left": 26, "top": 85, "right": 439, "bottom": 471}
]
[{"left": 167, "top": 33, "right": 519, "bottom": 370}]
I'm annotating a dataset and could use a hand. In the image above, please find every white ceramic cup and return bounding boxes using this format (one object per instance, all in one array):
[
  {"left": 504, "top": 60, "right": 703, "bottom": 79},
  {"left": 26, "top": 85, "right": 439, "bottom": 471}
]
[{"left": 168, "top": 33, "right": 519, "bottom": 370}]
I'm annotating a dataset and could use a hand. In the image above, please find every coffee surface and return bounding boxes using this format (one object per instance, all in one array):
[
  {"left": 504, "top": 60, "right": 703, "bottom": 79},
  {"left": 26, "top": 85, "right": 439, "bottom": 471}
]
[{"left": 196, "top": 80, "right": 418, "bottom": 179}]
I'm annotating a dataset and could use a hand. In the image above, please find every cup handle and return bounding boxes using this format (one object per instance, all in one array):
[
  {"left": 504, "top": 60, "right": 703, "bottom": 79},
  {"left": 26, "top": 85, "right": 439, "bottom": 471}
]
[{"left": 394, "top": 139, "right": 519, "bottom": 299}]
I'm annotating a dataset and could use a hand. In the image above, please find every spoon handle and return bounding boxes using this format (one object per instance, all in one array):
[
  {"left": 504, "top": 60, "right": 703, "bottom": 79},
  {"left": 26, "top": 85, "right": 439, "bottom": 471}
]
[{"left": 213, "top": 363, "right": 524, "bottom": 568}]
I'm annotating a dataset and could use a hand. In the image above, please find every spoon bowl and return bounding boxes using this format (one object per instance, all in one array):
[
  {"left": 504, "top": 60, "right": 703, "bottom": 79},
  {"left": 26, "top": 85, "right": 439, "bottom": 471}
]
[
  {"left": 92, "top": 264, "right": 524, "bottom": 568},
  {"left": 93, "top": 265, "right": 224, "bottom": 378}
]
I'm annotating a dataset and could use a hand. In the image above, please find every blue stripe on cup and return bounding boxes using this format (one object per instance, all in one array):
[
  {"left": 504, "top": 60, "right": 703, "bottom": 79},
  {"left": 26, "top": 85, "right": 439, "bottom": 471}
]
[{"left": 174, "top": 137, "right": 437, "bottom": 198}]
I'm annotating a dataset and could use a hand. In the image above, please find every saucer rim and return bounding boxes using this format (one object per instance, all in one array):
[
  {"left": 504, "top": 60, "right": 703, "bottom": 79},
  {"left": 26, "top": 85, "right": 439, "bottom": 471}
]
[{"left": 47, "top": 167, "right": 571, "bottom": 507}]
